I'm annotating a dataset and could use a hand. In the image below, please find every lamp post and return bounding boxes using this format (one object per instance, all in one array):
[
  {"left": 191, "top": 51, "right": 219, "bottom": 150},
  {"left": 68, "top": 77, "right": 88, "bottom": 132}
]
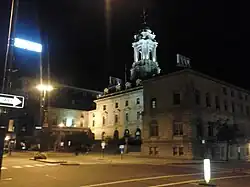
[
  {"left": 56, "top": 123, "right": 64, "bottom": 152},
  {"left": 36, "top": 84, "right": 53, "bottom": 151}
]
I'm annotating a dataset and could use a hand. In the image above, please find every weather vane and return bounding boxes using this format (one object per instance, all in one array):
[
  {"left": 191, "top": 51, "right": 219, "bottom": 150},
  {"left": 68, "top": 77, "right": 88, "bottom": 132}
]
[{"left": 141, "top": 8, "right": 148, "bottom": 25}]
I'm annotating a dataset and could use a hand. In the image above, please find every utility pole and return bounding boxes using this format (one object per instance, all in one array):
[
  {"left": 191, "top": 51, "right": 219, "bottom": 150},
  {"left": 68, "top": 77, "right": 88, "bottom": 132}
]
[{"left": 0, "top": 0, "right": 19, "bottom": 180}]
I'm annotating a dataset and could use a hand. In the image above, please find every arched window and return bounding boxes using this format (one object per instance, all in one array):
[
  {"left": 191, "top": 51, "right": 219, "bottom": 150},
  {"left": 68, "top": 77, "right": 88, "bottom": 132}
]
[
  {"left": 101, "top": 132, "right": 105, "bottom": 140},
  {"left": 124, "top": 129, "right": 130, "bottom": 137},
  {"left": 150, "top": 120, "right": 159, "bottom": 137},
  {"left": 113, "top": 130, "right": 119, "bottom": 140},
  {"left": 135, "top": 128, "right": 141, "bottom": 139}
]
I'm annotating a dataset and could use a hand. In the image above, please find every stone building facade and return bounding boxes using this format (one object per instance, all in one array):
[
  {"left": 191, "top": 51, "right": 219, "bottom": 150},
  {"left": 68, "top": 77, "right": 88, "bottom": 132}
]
[
  {"left": 142, "top": 69, "right": 250, "bottom": 160},
  {"left": 89, "top": 87, "right": 143, "bottom": 140}
]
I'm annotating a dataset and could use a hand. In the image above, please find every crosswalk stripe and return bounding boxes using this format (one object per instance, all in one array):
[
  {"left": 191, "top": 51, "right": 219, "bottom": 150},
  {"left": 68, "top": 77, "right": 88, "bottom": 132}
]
[
  {"left": 1, "top": 167, "right": 7, "bottom": 170},
  {"left": 12, "top": 166, "right": 22, "bottom": 169},
  {"left": 45, "top": 163, "right": 58, "bottom": 166},
  {"left": 24, "top": 165, "right": 34, "bottom": 168},
  {"left": 34, "top": 164, "right": 45, "bottom": 167}
]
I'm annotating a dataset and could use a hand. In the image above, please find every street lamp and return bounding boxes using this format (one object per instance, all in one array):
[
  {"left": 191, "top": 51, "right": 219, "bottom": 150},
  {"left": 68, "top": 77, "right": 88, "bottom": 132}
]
[
  {"left": 36, "top": 84, "right": 54, "bottom": 92},
  {"left": 36, "top": 83, "right": 54, "bottom": 152}
]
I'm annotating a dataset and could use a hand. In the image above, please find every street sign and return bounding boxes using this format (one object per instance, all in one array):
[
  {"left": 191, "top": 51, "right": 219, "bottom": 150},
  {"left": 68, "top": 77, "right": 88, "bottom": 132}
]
[{"left": 0, "top": 93, "right": 24, "bottom": 108}]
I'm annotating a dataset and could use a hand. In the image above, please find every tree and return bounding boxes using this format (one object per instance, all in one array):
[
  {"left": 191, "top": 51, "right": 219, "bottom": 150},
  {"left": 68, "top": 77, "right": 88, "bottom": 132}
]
[{"left": 215, "top": 119, "right": 242, "bottom": 161}]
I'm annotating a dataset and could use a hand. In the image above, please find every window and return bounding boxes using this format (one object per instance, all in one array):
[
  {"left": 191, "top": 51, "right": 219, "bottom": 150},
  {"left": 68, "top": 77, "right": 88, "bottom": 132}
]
[
  {"left": 92, "top": 113, "right": 95, "bottom": 118},
  {"left": 208, "top": 122, "right": 214, "bottom": 137},
  {"left": 179, "top": 147, "right": 184, "bottom": 156},
  {"left": 196, "top": 120, "right": 203, "bottom": 138},
  {"left": 205, "top": 93, "right": 211, "bottom": 107},
  {"left": 125, "top": 100, "right": 128, "bottom": 106},
  {"left": 240, "top": 104, "right": 244, "bottom": 113},
  {"left": 173, "top": 147, "right": 178, "bottom": 156},
  {"left": 72, "top": 119, "right": 75, "bottom": 127},
  {"left": 215, "top": 96, "right": 220, "bottom": 110},
  {"left": 173, "top": 92, "right": 181, "bottom": 105},
  {"left": 151, "top": 98, "right": 157, "bottom": 109},
  {"left": 229, "top": 146, "right": 234, "bottom": 158},
  {"left": 115, "top": 102, "right": 118, "bottom": 108},
  {"left": 245, "top": 95, "right": 248, "bottom": 101},
  {"left": 231, "top": 90, "right": 234, "bottom": 97},
  {"left": 125, "top": 113, "right": 129, "bottom": 121},
  {"left": 92, "top": 120, "right": 95, "bottom": 127},
  {"left": 173, "top": 121, "right": 183, "bottom": 136},
  {"left": 238, "top": 92, "right": 243, "bottom": 100},
  {"left": 224, "top": 100, "right": 228, "bottom": 111},
  {"left": 232, "top": 102, "right": 235, "bottom": 113},
  {"left": 136, "top": 98, "right": 140, "bottom": 105},
  {"left": 103, "top": 105, "right": 106, "bottom": 111},
  {"left": 102, "top": 116, "right": 105, "bottom": 125},
  {"left": 150, "top": 123, "right": 159, "bottom": 136},
  {"left": 222, "top": 87, "right": 227, "bottom": 95},
  {"left": 114, "top": 114, "right": 118, "bottom": 123},
  {"left": 194, "top": 90, "right": 200, "bottom": 105},
  {"left": 137, "top": 111, "right": 140, "bottom": 120},
  {"left": 246, "top": 106, "right": 249, "bottom": 116}
]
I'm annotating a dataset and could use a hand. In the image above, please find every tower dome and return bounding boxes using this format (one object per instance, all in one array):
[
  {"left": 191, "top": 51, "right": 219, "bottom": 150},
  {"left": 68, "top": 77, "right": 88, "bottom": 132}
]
[{"left": 130, "top": 11, "right": 161, "bottom": 81}]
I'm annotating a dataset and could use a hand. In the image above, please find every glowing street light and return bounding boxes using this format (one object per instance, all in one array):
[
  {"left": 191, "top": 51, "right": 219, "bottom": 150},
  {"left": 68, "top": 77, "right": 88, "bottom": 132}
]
[
  {"left": 36, "top": 84, "right": 54, "bottom": 92},
  {"left": 58, "top": 123, "right": 64, "bottom": 128}
]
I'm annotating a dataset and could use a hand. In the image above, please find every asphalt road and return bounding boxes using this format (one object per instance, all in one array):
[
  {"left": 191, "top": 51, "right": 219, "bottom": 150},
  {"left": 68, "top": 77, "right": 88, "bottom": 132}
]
[{"left": 1, "top": 157, "right": 250, "bottom": 187}]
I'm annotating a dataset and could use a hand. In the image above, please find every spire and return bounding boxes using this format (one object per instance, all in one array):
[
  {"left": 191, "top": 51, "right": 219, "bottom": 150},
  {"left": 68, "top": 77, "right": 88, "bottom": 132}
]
[
  {"left": 140, "top": 8, "right": 149, "bottom": 29},
  {"left": 141, "top": 8, "right": 148, "bottom": 25}
]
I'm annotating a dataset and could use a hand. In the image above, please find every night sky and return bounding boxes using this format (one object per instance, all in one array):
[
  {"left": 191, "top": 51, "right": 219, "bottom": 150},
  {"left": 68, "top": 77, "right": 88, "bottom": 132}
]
[{"left": 0, "top": 0, "right": 248, "bottom": 91}]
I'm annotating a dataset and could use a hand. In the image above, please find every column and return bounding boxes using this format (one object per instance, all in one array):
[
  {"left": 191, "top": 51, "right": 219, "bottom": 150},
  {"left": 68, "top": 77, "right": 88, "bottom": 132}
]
[
  {"left": 134, "top": 47, "right": 138, "bottom": 62},
  {"left": 152, "top": 46, "right": 157, "bottom": 62}
]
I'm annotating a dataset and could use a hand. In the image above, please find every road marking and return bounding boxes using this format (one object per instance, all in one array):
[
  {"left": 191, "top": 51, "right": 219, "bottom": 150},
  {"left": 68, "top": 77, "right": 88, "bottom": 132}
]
[
  {"left": 1, "top": 167, "right": 7, "bottom": 170},
  {"left": 149, "top": 174, "right": 250, "bottom": 187},
  {"left": 34, "top": 164, "right": 45, "bottom": 167},
  {"left": 45, "top": 163, "right": 58, "bottom": 166},
  {"left": 80, "top": 171, "right": 231, "bottom": 187},
  {"left": 24, "top": 165, "right": 34, "bottom": 168},
  {"left": 12, "top": 166, "right": 22, "bottom": 169}
]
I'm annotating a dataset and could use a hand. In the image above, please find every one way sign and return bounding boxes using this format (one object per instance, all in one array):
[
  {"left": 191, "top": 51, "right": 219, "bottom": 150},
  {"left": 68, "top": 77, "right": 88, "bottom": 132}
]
[{"left": 0, "top": 93, "right": 25, "bottom": 109}]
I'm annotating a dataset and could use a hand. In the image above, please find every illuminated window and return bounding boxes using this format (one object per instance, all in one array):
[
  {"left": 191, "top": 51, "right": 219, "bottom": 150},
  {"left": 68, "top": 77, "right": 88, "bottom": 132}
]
[{"left": 151, "top": 98, "right": 156, "bottom": 109}]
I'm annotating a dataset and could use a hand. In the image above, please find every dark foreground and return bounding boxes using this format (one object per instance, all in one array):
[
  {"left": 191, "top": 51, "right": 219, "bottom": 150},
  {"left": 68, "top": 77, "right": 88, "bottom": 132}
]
[{"left": 1, "top": 155, "right": 250, "bottom": 187}]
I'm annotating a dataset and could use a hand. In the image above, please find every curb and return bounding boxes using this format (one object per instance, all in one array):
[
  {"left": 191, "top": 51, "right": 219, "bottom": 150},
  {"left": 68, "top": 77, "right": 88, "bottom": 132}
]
[
  {"left": 29, "top": 158, "right": 67, "bottom": 164},
  {"left": 60, "top": 162, "right": 80, "bottom": 166}
]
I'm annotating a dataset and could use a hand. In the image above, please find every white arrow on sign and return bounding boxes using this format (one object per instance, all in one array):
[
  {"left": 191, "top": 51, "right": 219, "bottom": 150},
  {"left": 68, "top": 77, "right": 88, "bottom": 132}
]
[
  {"left": 0, "top": 96, "right": 22, "bottom": 106},
  {"left": 0, "top": 93, "right": 24, "bottom": 109}
]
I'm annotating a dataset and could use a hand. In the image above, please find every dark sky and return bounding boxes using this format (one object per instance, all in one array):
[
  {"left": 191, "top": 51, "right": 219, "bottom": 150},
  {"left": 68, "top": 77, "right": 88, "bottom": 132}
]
[{"left": 0, "top": 0, "right": 248, "bottom": 91}]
